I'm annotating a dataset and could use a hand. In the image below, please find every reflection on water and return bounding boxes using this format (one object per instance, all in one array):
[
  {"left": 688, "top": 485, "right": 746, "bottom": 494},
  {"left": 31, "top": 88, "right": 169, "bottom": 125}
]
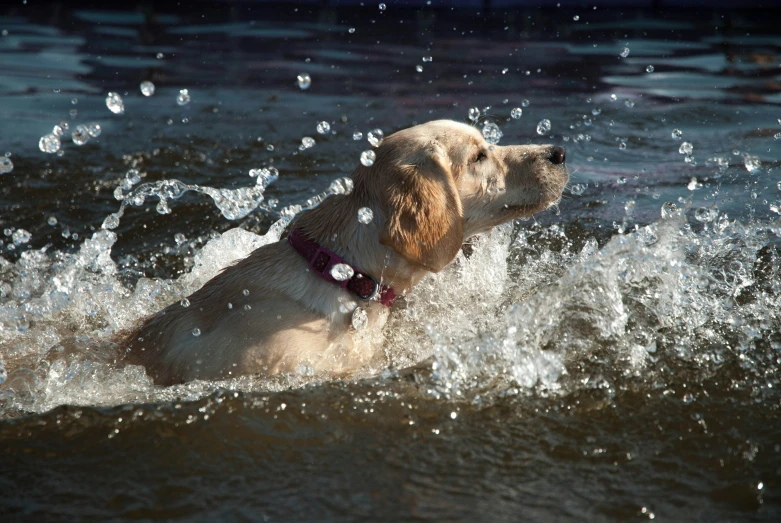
[{"left": 1, "top": 3, "right": 781, "bottom": 520}]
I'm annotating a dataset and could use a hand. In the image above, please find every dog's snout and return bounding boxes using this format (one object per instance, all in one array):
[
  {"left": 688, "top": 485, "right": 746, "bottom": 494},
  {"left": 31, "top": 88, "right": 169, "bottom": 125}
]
[{"left": 548, "top": 146, "right": 566, "bottom": 165}]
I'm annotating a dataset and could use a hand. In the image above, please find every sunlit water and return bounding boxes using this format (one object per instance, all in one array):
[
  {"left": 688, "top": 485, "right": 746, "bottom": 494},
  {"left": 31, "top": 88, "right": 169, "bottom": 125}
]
[{"left": 1, "top": 4, "right": 780, "bottom": 520}]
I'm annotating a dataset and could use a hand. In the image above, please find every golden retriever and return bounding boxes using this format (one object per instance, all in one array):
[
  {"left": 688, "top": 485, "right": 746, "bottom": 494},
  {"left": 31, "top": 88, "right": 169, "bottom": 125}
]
[{"left": 123, "top": 119, "right": 568, "bottom": 384}]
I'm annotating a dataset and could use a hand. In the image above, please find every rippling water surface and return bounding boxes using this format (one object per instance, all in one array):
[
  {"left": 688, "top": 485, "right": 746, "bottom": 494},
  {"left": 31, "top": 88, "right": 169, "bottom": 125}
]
[{"left": 1, "top": 3, "right": 781, "bottom": 520}]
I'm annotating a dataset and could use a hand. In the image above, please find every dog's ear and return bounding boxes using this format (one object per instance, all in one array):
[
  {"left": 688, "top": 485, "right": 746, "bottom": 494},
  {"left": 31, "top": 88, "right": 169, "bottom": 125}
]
[{"left": 376, "top": 147, "right": 464, "bottom": 272}]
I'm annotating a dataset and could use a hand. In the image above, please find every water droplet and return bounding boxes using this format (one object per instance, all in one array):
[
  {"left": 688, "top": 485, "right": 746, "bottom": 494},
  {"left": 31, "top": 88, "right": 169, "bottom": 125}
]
[
  {"left": 192, "top": 328, "right": 201, "bottom": 337},
  {"left": 105, "top": 92, "right": 124, "bottom": 114},
  {"left": 367, "top": 128, "right": 384, "bottom": 146},
  {"left": 71, "top": 125, "right": 90, "bottom": 146},
  {"left": 646, "top": 65, "right": 654, "bottom": 73},
  {"left": 351, "top": 307, "right": 368, "bottom": 330},
  {"left": 156, "top": 52, "right": 164, "bottom": 59},
  {"left": 101, "top": 213, "right": 120, "bottom": 229},
  {"left": 301, "top": 136, "right": 315, "bottom": 149},
  {"left": 774, "top": 132, "right": 781, "bottom": 140},
  {"left": 87, "top": 123, "right": 101, "bottom": 138},
  {"left": 619, "top": 142, "right": 627, "bottom": 150},
  {"left": 620, "top": 47, "right": 630, "bottom": 58},
  {"left": 330, "top": 263, "right": 354, "bottom": 281},
  {"left": 353, "top": 131, "right": 363, "bottom": 140},
  {"left": 176, "top": 89, "right": 191, "bottom": 106},
  {"left": 482, "top": 121, "right": 503, "bottom": 145},
  {"left": 316, "top": 121, "right": 330, "bottom": 134},
  {"left": 694, "top": 207, "right": 717, "bottom": 222},
  {"left": 573, "top": 15, "right": 580, "bottom": 21},
  {"left": 679, "top": 142, "right": 693, "bottom": 155},
  {"left": 617, "top": 176, "right": 627, "bottom": 184},
  {"left": 348, "top": 27, "right": 355, "bottom": 34},
  {"left": 52, "top": 121, "right": 69, "bottom": 136},
  {"left": 181, "top": 298, "right": 191, "bottom": 307},
  {"left": 243, "top": 289, "right": 250, "bottom": 296},
  {"left": 174, "top": 233, "right": 186, "bottom": 245},
  {"left": 266, "top": 144, "right": 274, "bottom": 152},
  {"left": 609, "top": 94, "right": 617, "bottom": 102},
  {"left": 39, "top": 133, "right": 61, "bottom": 153},
  {"left": 357, "top": 207, "right": 374, "bottom": 224},
  {"left": 360, "top": 150, "right": 376, "bottom": 167},
  {"left": 624, "top": 99, "right": 635, "bottom": 108},
  {"left": 47, "top": 216, "right": 58, "bottom": 226},
  {"left": 536, "top": 119, "right": 551, "bottom": 135},
  {"left": 297, "top": 73, "right": 311, "bottom": 90},
  {"left": 661, "top": 201, "right": 679, "bottom": 218},
  {"left": 744, "top": 155, "right": 761, "bottom": 173},
  {"left": 422, "top": 56, "right": 432, "bottom": 62},
  {"left": 468, "top": 107, "right": 480, "bottom": 122},
  {"left": 570, "top": 183, "right": 587, "bottom": 196},
  {"left": 672, "top": 129, "right": 683, "bottom": 140},
  {"left": 140, "top": 81, "right": 155, "bottom": 96},
  {"left": 11, "top": 228, "right": 31, "bottom": 245},
  {"left": 521, "top": 99, "right": 530, "bottom": 107},
  {"left": 126, "top": 169, "right": 141, "bottom": 185},
  {"left": 591, "top": 108, "right": 602, "bottom": 116},
  {"left": 510, "top": 107, "right": 522, "bottom": 119},
  {"left": 0, "top": 157, "right": 12, "bottom": 174},
  {"left": 379, "top": 3, "right": 386, "bottom": 11},
  {"left": 415, "top": 64, "right": 423, "bottom": 72}
]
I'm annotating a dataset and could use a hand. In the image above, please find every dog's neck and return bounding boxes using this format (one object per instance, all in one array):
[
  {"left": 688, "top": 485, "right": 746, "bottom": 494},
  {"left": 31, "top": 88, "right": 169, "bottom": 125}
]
[{"left": 292, "top": 195, "right": 431, "bottom": 293}]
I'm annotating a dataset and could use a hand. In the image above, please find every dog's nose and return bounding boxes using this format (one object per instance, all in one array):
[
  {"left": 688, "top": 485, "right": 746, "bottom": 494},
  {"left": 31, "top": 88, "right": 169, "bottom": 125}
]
[{"left": 549, "top": 146, "right": 566, "bottom": 165}]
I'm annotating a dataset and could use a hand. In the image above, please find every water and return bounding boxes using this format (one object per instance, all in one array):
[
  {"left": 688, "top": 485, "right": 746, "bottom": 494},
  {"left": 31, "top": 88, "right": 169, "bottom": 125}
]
[
  {"left": 1, "top": 3, "right": 781, "bottom": 520},
  {"left": 357, "top": 206, "right": 374, "bottom": 224},
  {"left": 0, "top": 157, "right": 12, "bottom": 174},
  {"left": 105, "top": 92, "right": 124, "bottom": 115},
  {"left": 537, "top": 118, "right": 552, "bottom": 135},
  {"left": 139, "top": 80, "right": 155, "bottom": 97},
  {"left": 367, "top": 128, "right": 384, "bottom": 147},
  {"left": 330, "top": 263, "right": 354, "bottom": 282},
  {"left": 482, "top": 121, "right": 503, "bottom": 145},
  {"left": 175, "top": 88, "right": 191, "bottom": 106},
  {"left": 360, "top": 149, "right": 376, "bottom": 166},
  {"left": 296, "top": 72, "right": 311, "bottom": 90}
]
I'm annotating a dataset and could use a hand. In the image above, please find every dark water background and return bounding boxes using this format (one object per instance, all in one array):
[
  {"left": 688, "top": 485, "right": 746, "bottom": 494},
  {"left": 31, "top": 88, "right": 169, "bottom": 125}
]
[{"left": 1, "top": 1, "right": 781, "bottom": 520}]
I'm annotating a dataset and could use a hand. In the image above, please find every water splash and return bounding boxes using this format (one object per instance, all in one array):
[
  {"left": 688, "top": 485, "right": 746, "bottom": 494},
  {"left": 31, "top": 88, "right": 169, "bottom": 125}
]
[
  {"left": 411, "top": 213, "right": 781, "bottom": 401},
  {"left": 0, "top": 174, "right": 356, "bottom": 416},
  {"left": 103, "top": 167, "right": 279, "bottom": 230}
]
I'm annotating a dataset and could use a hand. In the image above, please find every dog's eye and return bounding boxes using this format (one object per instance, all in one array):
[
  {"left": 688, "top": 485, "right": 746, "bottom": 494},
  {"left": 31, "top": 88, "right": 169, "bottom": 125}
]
[{"left": 470, "top": 150, "right": 487, "bottom": 164}]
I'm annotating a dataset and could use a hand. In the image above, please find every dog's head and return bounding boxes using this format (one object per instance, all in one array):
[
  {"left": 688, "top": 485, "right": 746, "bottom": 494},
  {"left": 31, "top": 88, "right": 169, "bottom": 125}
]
[{"left": 354, "top": 119, "right": 568, "bottom": 272}]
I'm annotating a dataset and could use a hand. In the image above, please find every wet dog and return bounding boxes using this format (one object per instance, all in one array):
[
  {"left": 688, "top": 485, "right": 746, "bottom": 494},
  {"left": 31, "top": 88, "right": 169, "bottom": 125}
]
[{"left": 123, "top": 120, "right": 568, "bottom": 384}]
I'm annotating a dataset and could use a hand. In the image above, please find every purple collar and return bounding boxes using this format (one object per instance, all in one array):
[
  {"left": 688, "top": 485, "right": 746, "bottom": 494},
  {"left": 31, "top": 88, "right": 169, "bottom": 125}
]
[{"left": 287, "top": 228, "right": 396, "bottom": 307}]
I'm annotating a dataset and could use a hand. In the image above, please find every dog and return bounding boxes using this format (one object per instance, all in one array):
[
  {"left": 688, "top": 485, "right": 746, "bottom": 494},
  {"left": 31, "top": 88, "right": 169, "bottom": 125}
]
[{"left": 122, "top": 119, "right": 568, "bottom": 385}]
